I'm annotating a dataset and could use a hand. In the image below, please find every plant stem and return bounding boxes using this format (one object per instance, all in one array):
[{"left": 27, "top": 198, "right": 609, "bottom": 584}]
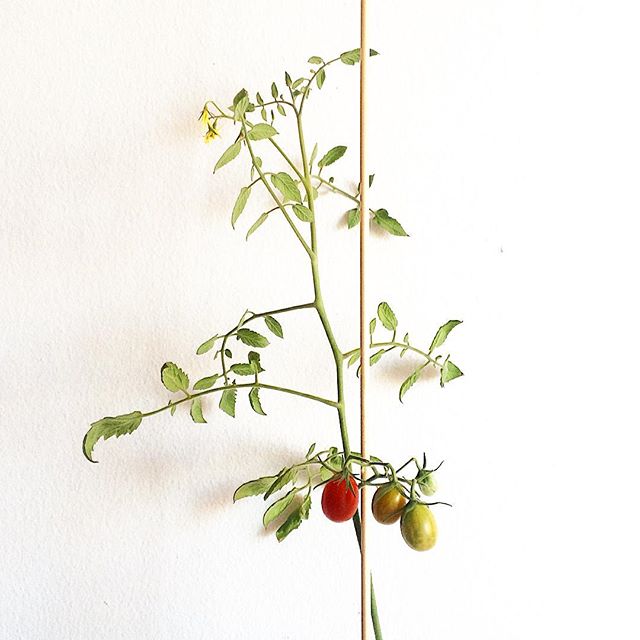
[
  {"left": 344, "top": 341, "right": 444, "bottom": 369},
  {"left": 141, "top": 382, "right": 338, "bottom": 419}
]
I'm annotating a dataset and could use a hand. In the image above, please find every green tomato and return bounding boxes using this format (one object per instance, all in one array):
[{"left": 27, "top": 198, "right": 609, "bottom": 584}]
[
  {"left": 400, "top": 502, "right": 438, "bottom": 551},
  {"left": 371, "top": 482, "right": 407, "bottom": 524},
  {"left": 418, "top": 471, "right": 438, "bottom": 497}
]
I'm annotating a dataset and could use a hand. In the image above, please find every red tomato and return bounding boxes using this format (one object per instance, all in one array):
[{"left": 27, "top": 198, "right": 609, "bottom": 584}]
[{"left": 321, "top": 473, "right": 359, "bottom": 522}]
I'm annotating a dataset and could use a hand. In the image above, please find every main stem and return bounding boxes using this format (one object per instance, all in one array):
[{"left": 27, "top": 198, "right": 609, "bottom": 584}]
[{"left": 295, "top": 111, "right": 382, "bottom": 639}]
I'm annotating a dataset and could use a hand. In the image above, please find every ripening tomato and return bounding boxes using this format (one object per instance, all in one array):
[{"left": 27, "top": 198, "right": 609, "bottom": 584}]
[
  {"left": 321, "top": 473, "right": 359, "bottom": 522},
  {"left": 371, "top": 483, "right": 407, "bottom": 525},
  {"left": 400, "top": 502, "right": 438, "bottom": 551}
]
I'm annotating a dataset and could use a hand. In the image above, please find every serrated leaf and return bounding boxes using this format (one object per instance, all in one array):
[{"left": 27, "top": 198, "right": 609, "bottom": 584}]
[
  {"left": 440, "top": 359, "right": 463, "bottom": 387},
  {"left": 196, "top": 335, "right": 219, "bottom": 355},
  {"left": 318, "top": 145, "right": 347, "bottom": 168},
  {"left": 231, "top": 186, "right": 251, "bottom": 228},
  {"left": 264, "top": 315, "right": 283, "bottom": 338},
  {"left": 193, "top": 374, "right": 221, "bottom": 391},
  {"left": 263, "top": 487, "right": 298, "bottom": 528},
  {"left": 308, "top": 56, "right": 323, "bottom": 64},
  {"left": 264, "top": 468, "right": 295, "bottom": 500},
  {"left": 270, "top": 172, "right": 301, "bottom": 203},
  {"left": 373, "top": 209, "right": 408, "bottom": 236},
  {"left": 190, "top": 397, "right": 206, "bottom": 423},
  {"left": 246, "top": 212, "right": 269, "bottom": 240},
  {"left": 219, "top": 388, "right": 237, "bottom": 417},
  {"left": 276, "top": 494, "right": 311, "bottom": 542},
  {"left": 247, "top": 123, "right": 278, "bottom": 141},
  {"left": 233, "top": 475, "right": 278, "bottom": 502},
  {"left": 249, "top": 387, "right": 267, "bottom": 415},
  {"left": 346, "top": 208, "right": 360, "bottom": 228},
  {"left": 161, "top": 362, "right": 189, "bottom": 393},
  {"left": 292, "top": 203, "right": 314, "bottom": 222},
  {"left": 83, "top": 411, "right": 143, "bottom": 462},
  {"left": 230, "top": 363, "right": 256, "bottom": 376},
  {"left": 214, "top": 141, "right": 241, "bottom": 172},
  {"left": 236, "top": 328, "right": 269, "bottom": 348},
  {"left": 399, "top": 367, "right": 423, "bottom": 402},
  {"left": 316, "top": 68, "right": 326, "bottom": 89},
  {"left": 377, "top": 302, "right": 398, "bottom": 331},
  {"left": 429, "top": 320, "right": 463, "bottom": 353}
]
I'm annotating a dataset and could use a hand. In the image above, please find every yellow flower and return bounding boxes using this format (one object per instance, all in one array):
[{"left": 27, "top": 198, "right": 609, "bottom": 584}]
[
  {"left": 204, "top": 122, "right": 220, "bottom": 143},
  {"left": 199, "top": 106, "right": 210, "bottom": 127}
]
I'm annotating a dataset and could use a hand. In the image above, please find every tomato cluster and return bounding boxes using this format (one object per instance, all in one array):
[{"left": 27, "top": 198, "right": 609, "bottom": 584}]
[{"left": 321, "top": 473, "right": 440, "bottom": 552}]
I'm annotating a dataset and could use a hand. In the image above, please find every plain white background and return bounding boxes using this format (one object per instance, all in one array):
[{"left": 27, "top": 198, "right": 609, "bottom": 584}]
[{"left": 1, "top": 1, "right": 639, "bottom": 638}]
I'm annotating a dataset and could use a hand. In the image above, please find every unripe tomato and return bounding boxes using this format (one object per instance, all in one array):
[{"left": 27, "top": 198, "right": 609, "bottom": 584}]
[
  {"left": 400, "top": 502, "right": 438, "bottom": 551},
  {"left": 321, "top": 473, "right": 359, "bottom": 522},
  {"left": 418, "top": 471, "right": 438, "bottom": 497},
  {"left": 371, "top": 483, "right": 407, "bottom": 524}
]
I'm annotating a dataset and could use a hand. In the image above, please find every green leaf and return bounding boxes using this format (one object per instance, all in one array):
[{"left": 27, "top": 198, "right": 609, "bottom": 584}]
[
  {"left": 263, "top": 487, "right": 298, "bottom": 527},
  {"left": 429, "top": 320, "right": 463, "bottom": 353},
  {"left": 284, "top": 71, "right": 293, "bottom": 87},
  {"left": 270, "top": 172, "right": 301, "bottom": 203},
  {"left": 196, "top": 335, "right": 219, "bottom": 355},
  {"left": 308, "top": 56, "right": 323, "bottom": 64},
  {"left": 369, "top": 318, "right": 376, "bottom": 334},
  {"left": 233, "top": 475, "right": 278, "bottom": 502},
  {"left": 309, "top": 142, "right": 318, "bottom": 168},
  {"left": 249, "top": 387, "right": 267, "bottom": 415},
  {"left": 292, "top": 203, "right": 314, "bottom": 222},
  {"left": 373, "top": 209, "right": 408, "bottom": 236},
  {"left": 264, "top": 468, "right": 295, "bottom": 500},
  {"left": 224, "top": 348, "right": 232, "bottom": 358},
  {"left": 346, "top": 208, "right": 360, "bottom": 229},
  {"left": 83, "top": 411, "right": 143, "bottom": 462},
  {"left": 369, "top": 174, "right": 375, "bottom": 187},
  {"left": 370, "top": 349, "right": 385, "bottom": 365},
  {"left": 230, "top": 363, "right": 257, "bottom": 376},
  {"left": 277, "top": 104, "right": 286, "bottom": 116},
  {"left": 169, "top": 401, "right": 177, "bottom": 416},
  {"left": 219, "top": 388, "right": 237, "bottom": 417},
  {"left": 246, "top": 212, "right": 269, "bottom": 240},
  {"left": 264, "top": 315, "right": 283, "bottom": 338},
  {"left": 247, "top": 123, "right": 278, "bottom": 141},
  {"left": 339, "top": 48, "right": 379, "bottom": 65},
  {"left": 231, "top": 186, "right": 251, "bottom": 228},
  {"left": 190, "top": 397, "right": 206, "bottom": 423},
  {"left": 237, "top": 328, "right": 269, "bottom": 348},
  {"left": 440, "top": 359, "right": 463, "bottom": 387},
  {"left": 377, "top": 302, "right": 398, "bottom": 331},
  {"left": 316, "top": 68, "right": 326, "bottom": 89},
  {"left": 276, "top": 494, "right": 311, "bottom": 542},
  {"left": 347, "top": 349, "right": 360, "bottom": 367},
  {"left": 399, "top": 368, "right": 423, "bottom": 402},
  {"left": 232, "top": 89, "right": 250, "bottom": 120},
  {"left": 306, "top": 443, "right": 316, "bottom": 458},
  {"left": 214, "top": 141, "right": 241, "bottom": 172},
  {"left": 271, "top": 82, "right": 278, "bottom": 99},
  {"left": 161, "top": 362, "right": 189, "bottom": 393},
  {"left": 193, "top": 374, "right": 221, "bottom": 391},
  {"left": 318, "top": 145, "right": 347, "bottom": 168}
]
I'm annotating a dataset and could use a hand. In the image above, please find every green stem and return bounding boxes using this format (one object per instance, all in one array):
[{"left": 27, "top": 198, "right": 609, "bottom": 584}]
[
  {"left": 142, "top": 381, "right": 338, "bottom": 419},
  {"left": 344, "top": 341, "right": 444, "bottom": 369}
]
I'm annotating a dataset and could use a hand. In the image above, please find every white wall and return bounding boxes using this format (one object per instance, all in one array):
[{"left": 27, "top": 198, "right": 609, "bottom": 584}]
[{"left": 2, "top": 1, "right": 639, "bottom": 638}]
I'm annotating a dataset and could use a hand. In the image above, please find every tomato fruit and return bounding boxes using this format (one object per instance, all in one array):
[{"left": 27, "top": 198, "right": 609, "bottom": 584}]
[
  {"left": 418, "top": 471, "right": 438, "bottom": 497},
  {"left": 371, "top": 482, "right": 407, "bottom": 524},
  {"left": 400, "top": 502, "right": 438, "bottom": 551},
  {"left": 321, "top": 473, "right": 359, "bottom": 522}
]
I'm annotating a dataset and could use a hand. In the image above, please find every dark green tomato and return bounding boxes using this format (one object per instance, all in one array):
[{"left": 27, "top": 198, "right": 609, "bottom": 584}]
[
  {"left": 400, "top": 502, "right": 438, "bottom": 551},
  {"left": 371, "top": 483, "right": 407, "bottom": 525}
]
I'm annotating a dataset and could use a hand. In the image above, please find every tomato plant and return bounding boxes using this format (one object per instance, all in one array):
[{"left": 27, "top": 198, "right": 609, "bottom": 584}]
[
  {"left": 82, "top": 47, "right": 464, "bottom": 639},
  {"left": 322, "top": 473, "right": 359, "bottom": 522}
]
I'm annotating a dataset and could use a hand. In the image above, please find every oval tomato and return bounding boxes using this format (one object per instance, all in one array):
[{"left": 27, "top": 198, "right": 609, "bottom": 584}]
[
  {"left": 400, "top": 503, "right": 438, "bottom": 551},
  {"left": 371, "top": 483, "right": 407, "bottom": 524},
  {"left": 321, "top": 473, "right": 359, "bottom": 522}
]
